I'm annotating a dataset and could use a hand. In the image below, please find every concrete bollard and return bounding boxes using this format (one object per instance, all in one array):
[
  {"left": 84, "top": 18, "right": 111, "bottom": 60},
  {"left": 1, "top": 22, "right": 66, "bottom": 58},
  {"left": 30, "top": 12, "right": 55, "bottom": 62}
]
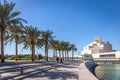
[{"left": 21, "top": 67, "right": 23, "bottom": 73}]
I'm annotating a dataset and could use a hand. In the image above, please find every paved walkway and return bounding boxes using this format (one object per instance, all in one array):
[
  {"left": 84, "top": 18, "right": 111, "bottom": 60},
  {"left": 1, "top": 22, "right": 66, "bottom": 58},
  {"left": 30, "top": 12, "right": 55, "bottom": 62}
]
[
  {"left": 24, "top": 64, "right": 79, "bottom": 80},
  {"left": 0, "top": 61, "right": 79, "bottom": 80},
  {"left": 79, "top": 62, "right": 98, "bottom": 80}
]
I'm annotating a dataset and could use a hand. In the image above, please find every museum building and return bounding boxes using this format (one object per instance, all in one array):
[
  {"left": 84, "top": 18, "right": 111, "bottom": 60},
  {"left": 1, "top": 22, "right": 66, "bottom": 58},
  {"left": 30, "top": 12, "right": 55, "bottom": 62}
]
[{"left": 82, "top": 36, "right": 120, "bottom": 58}]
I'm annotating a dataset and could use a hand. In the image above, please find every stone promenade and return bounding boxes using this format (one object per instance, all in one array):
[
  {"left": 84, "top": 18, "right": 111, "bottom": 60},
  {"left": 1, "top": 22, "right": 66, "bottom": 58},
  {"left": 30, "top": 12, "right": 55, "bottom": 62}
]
[{"left": 0, "top": 61, "right": 79, "bottom": 80}]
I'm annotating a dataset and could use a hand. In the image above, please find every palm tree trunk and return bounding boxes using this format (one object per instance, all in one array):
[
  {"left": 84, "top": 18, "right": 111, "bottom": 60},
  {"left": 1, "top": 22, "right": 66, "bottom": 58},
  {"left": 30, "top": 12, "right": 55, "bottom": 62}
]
[
  {"left": 53, "top": 49, "right": 56, "bottom": 60},
  {"left": 55, "top": 50, "right": 57, "bottom": 57},
  {"left": 1, "top": 29, "right": 5, "bottom": 62},
  {"left": 15, "top": 41, "right": 18, "bottom": 61},
  {"left": 45, "top": 43, "right": 48, "bottom": 61},
  {"left": 59, "top": 50, "right": 61, "bottom": 63},
  {"left": 46, "top": 46, "right": 48, "bottom": 61},
  {"left": 72, "top": 50, "right": 74, "bottom": 61},
  {"left": 44, "top": 45, "right": 46, "bottom": 60},
  {"left": 62, "top": 51, "right": 64, "bottom": 61},
  {"left": 55, "top": 49, "right": 57, "bottom": 61},
  {"left": 67, "top": 50, "right": 69, "bottom": 61},
  {"left": 32, "top": 44, "right": 35, "bottom": 61},
  {"left": 64, "top": 50, "right": 67, "bottom": 61}
]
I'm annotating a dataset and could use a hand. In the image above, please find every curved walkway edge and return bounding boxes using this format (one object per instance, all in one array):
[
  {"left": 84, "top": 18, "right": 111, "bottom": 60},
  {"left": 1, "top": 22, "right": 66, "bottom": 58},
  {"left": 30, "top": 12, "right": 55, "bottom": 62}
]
[{"left": 79, "top": 61, "right": 98, "bottom": 80}]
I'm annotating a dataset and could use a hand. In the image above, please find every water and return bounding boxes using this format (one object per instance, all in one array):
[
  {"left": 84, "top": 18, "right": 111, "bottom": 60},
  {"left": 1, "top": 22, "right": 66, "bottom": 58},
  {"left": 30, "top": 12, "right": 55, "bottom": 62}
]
[{"left": 95, "top": 63, "right": 120, "bottom": 80}]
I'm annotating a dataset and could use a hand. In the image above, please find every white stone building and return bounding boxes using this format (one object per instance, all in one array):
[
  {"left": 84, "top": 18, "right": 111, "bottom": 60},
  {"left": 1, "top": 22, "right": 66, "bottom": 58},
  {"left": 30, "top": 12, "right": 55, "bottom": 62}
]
[{"left": 82, "top": 36, "right": 120, "bottom": 58}]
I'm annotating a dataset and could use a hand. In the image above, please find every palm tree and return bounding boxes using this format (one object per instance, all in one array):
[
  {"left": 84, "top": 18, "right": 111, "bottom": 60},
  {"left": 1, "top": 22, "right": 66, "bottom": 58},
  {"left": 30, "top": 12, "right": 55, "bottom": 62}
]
[
  {"left": 70, "top": 44, "right": 77, "bottom": 61},
  {"left": 65, "top": 42, "right": 71, "bottom": 61},
  {"left": 41, "top": 30, "right": 54, "bottom": 61},
  {"left": 55, "top": 41, "right": 67, "bottom": 63},
  {"left": 5, "top": 26, "right": 24, "bottom": 61},
  {"left": 57, "top": 41, "right": 62, "bottom": 63},
  {"left": 22, "top": 26, "right": 41, "bottom": 61},
  {"left": 60, "top": 41, "right": 66, "bottom": 61},
  {"left": 0, "top": 1, "right": 27, "bottom": 62},
  {"left": 50, "top": 40, "right": 58, "bottom": 60}
]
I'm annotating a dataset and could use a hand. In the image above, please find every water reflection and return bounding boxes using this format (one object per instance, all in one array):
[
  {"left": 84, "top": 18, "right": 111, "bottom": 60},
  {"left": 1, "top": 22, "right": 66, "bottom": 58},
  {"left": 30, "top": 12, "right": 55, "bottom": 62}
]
[{"left": 95, "top": 63, "right": 120, "bottom": 80}]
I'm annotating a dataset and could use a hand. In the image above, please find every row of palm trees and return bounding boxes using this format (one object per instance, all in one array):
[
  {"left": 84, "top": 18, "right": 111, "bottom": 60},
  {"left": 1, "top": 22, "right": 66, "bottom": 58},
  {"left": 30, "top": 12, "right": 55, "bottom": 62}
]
[
  {"left": 0, "top": 1, "right": 77, "bottom": 63},
  {"left": 50, "top": 40, "right": 77, "bottom": 62}
]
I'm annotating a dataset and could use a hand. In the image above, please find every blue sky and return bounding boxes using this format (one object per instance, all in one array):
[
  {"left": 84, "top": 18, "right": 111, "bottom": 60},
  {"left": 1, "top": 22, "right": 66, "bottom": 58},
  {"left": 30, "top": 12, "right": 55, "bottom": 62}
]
[{"left": 4, "top": 0, "right": 120, "bottom": 56}]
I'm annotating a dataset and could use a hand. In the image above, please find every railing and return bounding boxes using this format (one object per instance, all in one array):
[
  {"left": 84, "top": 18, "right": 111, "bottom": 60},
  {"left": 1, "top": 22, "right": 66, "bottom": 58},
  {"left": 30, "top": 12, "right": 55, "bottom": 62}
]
[
  {"left": 93, "top": 58, "right": 120, "bottom": 61},
  {"left": 92, "top": 58, "right": 120, "bottom": 64}
]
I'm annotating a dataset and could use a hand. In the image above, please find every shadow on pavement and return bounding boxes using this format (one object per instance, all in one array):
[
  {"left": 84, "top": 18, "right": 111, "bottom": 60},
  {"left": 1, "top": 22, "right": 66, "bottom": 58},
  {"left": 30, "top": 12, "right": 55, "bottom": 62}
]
[{"left": 30, "top": 70, "right": 78, "bottom": 80}]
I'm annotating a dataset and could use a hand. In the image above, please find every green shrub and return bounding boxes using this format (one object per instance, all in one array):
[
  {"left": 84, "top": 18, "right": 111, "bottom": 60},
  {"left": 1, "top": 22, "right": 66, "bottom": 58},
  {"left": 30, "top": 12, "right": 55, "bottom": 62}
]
[
  {"left": 38, "top": 54, "right": 43, "bottom": 59},
  {"left": 8, "top": 56, "right": 16, "bottom": 60},
  {"left": 21, "top": 57, "right": 32, "bottom": 60}
]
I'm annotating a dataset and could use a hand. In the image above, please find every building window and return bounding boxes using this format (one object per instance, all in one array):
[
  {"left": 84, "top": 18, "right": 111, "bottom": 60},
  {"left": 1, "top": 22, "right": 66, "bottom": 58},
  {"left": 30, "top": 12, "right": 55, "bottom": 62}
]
[{"left": 100, "top": 54, "right": 115, "bottom": 58}]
